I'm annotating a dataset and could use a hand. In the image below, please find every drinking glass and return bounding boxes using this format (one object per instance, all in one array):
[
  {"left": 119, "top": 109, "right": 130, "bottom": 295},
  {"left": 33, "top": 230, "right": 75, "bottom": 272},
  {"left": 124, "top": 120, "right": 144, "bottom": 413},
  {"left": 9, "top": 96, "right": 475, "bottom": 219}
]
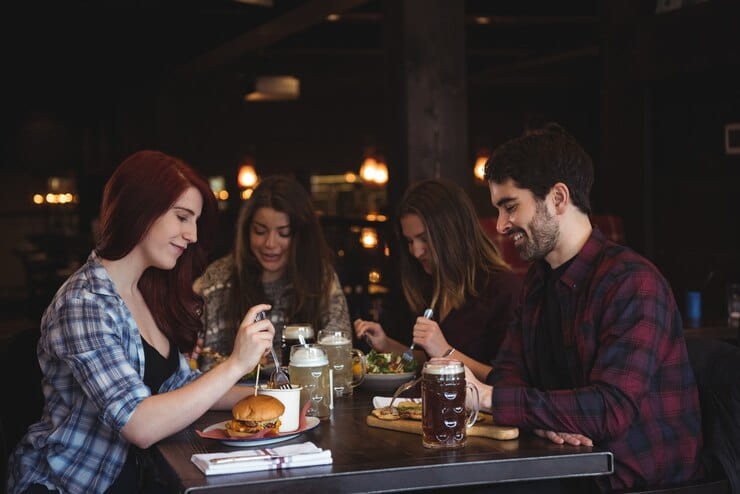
[
  {"left": 318, "top": 329, "right": 366, "bottom": 397},
  {"left": 288, "top": 344, "right": 331, "bottom": 420},
  {"left": 728, "top": 283, "right": 740, "bottom": 329},
  {"left": 421, "top": 360, "right": 479, "bottom": 449},
  {"left": 281, "top": 323, "right": 315, "bottom": 365},
  {"left": 258, "top": 384, "right": 302, "bottom": 432}
]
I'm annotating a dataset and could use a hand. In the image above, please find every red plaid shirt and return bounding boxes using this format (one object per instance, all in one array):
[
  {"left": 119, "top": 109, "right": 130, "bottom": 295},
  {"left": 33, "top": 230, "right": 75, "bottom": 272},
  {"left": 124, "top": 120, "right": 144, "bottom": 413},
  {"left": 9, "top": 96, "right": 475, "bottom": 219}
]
[{"left": 488, "top": 229, "right": 703, "bottom": 491}]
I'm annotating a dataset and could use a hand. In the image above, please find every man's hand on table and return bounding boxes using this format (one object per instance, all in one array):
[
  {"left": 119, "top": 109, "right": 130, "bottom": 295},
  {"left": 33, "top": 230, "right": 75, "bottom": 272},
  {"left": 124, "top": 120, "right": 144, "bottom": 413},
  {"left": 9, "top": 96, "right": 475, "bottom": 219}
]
[{"left": 533, "top": 429, "right": 593, "bottom": 447}]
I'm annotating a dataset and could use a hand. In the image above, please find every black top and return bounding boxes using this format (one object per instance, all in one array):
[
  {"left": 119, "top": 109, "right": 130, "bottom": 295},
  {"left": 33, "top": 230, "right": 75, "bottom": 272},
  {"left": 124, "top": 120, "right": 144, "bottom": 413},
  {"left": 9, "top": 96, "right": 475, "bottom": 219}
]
[
  {"left": 106, "top": 337, "right": 178, "bottom": 494},
  {"left": 533, "top": 258, "right": 574, "bottom": 390},
  {"left": 385, "top": 270, "right": 523, "bottom": 366},
  {"left": 142, "top": 337, "right": 179, "bottom": 394}
]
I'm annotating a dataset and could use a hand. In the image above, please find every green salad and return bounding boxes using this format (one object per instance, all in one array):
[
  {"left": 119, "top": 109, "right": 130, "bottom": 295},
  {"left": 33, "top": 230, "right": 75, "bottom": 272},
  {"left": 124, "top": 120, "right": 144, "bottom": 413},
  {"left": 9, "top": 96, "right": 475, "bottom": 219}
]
[{"left": 366, "top": 350, "right": 418, "bottom": 374}]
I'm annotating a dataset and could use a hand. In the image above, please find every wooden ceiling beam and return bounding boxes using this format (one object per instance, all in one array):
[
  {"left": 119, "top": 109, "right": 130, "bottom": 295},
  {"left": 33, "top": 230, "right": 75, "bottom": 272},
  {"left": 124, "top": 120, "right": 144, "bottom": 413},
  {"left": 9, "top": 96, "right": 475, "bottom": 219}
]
[
  {"left": 470, "top": 45, "right": 599, "bottom": 82},
  {"left": 315, "top": 13, "right": 600, "bottom": 26},
  {"left": 172, "top": 0, "right": 371, "bottom": 79},
  {"left": 466, "top": 15, "right": 598, "bottom": 26}
]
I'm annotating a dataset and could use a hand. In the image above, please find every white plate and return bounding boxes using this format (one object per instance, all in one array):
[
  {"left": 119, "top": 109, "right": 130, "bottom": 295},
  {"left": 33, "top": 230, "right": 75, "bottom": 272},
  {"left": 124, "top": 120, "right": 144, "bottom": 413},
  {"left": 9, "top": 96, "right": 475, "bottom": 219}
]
[
  {"left": 361, "top": 372, "right": 417, "bottom": 393},
  {"left": 364, "top": 372, "right": 415, "bottom": 381},
  {"left": 203, "top": 417, "right": 320, "bottom": 447}
]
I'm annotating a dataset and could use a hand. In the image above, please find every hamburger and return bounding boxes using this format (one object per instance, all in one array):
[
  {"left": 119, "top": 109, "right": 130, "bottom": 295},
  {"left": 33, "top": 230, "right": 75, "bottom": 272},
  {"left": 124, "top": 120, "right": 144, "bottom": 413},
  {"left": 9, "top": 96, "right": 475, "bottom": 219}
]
[
  {"left": 397, "top": 401, "right": 422, "bottom": 420},
  {"left": 225, "top": 394, "right": 285, "bottom": 438}
]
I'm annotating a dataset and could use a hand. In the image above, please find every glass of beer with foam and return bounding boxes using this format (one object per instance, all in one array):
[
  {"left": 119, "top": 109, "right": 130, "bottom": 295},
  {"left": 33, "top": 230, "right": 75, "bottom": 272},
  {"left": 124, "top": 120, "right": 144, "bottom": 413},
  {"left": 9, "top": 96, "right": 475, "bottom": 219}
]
[
  {"left": 421, "top": 360, "right": 479, "bottom": 449},
  {"left": 288, "top": 344, "right": 331, "bottom": 420},
  {"left": 318, "top": 329, "right": 366, "bottom": 397}
]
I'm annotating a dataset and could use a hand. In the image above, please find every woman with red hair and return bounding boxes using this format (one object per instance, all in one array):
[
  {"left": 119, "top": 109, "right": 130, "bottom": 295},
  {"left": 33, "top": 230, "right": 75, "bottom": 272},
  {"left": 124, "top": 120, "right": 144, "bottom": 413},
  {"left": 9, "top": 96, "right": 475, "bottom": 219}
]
[{"left": 7, "top": 151, "right": 274, "bottom": 494}]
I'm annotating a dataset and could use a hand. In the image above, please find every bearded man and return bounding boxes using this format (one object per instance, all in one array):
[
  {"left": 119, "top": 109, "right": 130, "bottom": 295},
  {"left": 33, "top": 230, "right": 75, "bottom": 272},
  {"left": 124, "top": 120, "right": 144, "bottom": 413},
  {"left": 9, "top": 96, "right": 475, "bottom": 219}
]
[{"left": 467, "top": 125, "right": 703, "bottom": 492}]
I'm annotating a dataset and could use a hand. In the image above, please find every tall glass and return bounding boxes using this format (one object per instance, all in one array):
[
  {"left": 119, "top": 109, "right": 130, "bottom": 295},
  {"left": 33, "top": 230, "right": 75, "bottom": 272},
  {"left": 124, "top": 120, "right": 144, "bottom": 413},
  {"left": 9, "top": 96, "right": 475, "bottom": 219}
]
[
  {"left": 318, "top": 329, "right": 366, "bottom": 397},
  {"left": 288, "top": 344, "right": 330, "bottom": 420},
  {"left": 281, "top": 323, "right": 315, "bottom": 365},
  {"left": 421, "top": 360, "right": 479, "bottom": 449},
  {"left": 728, "top": 283, "right": 740, "bottom": 330}
]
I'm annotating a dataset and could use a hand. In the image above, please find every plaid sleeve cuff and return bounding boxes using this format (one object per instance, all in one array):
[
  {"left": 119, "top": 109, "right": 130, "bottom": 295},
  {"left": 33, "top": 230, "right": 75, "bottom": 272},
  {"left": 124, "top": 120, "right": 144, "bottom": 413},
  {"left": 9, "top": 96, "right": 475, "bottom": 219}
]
[
  {"left": 491, "top": 385, "right": 526, "bottom": 426},
  {"left": 104, "top": 381, "right": 151, "bottom": 431}
]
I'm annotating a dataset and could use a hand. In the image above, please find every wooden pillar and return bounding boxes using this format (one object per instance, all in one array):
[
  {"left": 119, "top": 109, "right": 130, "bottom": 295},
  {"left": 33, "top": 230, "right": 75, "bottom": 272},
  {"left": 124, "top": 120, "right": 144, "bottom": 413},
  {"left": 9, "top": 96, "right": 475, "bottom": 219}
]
[{"left": 382, "top": 0, "right": 469, "bottom": 211}]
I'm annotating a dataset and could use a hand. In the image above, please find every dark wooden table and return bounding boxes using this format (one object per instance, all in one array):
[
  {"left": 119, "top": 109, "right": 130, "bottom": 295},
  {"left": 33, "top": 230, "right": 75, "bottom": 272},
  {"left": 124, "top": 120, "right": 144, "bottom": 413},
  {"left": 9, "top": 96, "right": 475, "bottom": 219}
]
[{"left": 153, "top": 389, "right": 613, "bottom": 493}]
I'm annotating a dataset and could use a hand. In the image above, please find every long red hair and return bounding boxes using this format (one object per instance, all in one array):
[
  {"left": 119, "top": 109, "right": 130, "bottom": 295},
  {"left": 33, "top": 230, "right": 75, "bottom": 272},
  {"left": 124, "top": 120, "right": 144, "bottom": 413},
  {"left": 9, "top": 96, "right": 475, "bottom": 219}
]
[{"left": 96, "top": 150, "right": 216, "bottom": 351}]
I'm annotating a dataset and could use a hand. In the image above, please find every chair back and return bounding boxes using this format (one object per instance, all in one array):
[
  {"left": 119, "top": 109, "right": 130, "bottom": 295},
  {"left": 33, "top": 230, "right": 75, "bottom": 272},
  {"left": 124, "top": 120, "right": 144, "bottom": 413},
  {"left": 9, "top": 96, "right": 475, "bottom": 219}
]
[
  {"left": 687, "top": 337, "right": 740, "bottom": 494},
  {"left": 591, "top": 214, "right": 625, "bottom": 245}
]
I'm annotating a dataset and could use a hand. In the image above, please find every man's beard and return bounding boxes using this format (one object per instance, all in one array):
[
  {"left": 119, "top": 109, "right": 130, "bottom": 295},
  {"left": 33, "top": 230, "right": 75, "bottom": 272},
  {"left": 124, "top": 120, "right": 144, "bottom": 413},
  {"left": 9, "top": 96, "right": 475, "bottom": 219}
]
[{"left": 512, "top": 200, "right": 559, "bottom": 262}]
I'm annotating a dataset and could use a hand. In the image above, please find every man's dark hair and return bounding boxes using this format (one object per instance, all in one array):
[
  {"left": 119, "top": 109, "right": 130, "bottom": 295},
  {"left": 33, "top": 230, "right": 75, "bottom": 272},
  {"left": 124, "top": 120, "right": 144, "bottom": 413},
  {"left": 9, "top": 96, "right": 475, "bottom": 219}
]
[{"left": 484, "top": 124, "right": 594, "bottom": 214}]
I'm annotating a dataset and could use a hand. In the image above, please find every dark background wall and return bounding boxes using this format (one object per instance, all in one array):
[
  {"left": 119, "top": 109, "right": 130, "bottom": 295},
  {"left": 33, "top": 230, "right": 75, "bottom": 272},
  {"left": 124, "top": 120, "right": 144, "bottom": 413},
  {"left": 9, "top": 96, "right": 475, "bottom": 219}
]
[{"left": 0, "top": 0, "right": 738, "bottom": 325}]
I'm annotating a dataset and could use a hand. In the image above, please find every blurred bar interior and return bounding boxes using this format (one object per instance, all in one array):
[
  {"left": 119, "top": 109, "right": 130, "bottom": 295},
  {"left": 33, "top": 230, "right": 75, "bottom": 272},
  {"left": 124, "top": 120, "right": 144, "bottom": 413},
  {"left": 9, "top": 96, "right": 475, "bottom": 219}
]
[{"left": 0, "top": 0, "right": 738, "bottom": 342}]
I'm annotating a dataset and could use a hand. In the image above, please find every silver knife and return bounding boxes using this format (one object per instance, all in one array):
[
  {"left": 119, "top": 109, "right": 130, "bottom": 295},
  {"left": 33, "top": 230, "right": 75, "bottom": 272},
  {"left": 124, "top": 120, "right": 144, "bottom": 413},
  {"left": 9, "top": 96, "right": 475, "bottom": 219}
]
[
  {"left": 209, "top": 454, "right": 280, "bottom": 464},
  {"left": 209, "top": 451, "right": 318, "bottom": 464}
]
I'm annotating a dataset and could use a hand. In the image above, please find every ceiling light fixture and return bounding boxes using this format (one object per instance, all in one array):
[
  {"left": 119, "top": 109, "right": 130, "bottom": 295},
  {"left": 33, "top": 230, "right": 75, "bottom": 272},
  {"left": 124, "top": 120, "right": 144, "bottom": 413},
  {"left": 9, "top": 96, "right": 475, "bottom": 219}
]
[
  {"left": 359, "top": 153, "right": 388, "bottom": 186},
  {"left": 473, "top": 149, "right": 490, "bottom": 182},
  {"left": 244, "top": 76, "right": 300, "bottom": 102},
  {"left": 233, "top": 0, "right": 273, "bottom": 6},
  {"left": 238, "top": 164, "right": 258, "bottom": 188}
]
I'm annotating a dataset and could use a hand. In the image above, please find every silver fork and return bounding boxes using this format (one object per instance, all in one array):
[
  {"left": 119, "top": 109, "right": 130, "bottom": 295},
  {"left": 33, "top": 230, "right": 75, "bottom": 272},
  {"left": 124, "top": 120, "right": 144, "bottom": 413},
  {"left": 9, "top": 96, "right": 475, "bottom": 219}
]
[
  {"left": 383, "top": 376, "right": 422, "bottom": 414},
  {"left": 254, "top": 310, "right": 292, "bottom": 389},
  {"left": 401, "top": 308, "right": 433, "bottom": 363},
  {"left": 268, "top": 347, "right": 291, "bottom": 389}
]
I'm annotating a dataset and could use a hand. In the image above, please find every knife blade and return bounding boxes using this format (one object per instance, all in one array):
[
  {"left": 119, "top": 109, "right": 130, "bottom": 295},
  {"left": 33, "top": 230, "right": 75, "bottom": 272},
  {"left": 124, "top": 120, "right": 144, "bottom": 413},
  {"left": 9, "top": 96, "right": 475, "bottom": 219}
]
[
  {"left": 209, "top": 450, "right": 319, "bottom": 464},
  {"left": 209, "top": 454, "right": 280, "bottom": 464}
]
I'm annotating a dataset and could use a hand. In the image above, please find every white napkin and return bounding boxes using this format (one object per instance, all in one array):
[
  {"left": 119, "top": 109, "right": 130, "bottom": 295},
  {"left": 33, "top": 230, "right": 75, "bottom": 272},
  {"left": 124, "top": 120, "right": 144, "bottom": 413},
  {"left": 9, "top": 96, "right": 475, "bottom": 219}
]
[
  {"left": 372, "top": 396, "right": 422, "bottom": 409},
  {"left": 191, "top": 441, "right": 332, "bottom": 476}
]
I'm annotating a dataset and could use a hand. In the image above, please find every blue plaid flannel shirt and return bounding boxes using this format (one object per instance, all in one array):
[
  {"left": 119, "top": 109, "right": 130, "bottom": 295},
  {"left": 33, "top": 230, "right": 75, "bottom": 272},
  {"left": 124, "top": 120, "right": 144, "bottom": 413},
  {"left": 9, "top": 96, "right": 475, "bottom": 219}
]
[{"left": 8, "top": 251, "right": 201, "bottom": 494}]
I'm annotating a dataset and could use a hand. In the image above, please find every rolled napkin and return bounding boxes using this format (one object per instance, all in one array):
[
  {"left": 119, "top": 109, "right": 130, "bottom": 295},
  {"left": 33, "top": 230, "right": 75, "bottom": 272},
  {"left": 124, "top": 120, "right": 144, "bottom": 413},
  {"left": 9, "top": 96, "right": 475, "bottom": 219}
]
[
  {"left": 191, "top": 441, "right": 332, "bottom": 475},
  {"left": 372, "top": 396, "right": 421, "bottom": 409}
]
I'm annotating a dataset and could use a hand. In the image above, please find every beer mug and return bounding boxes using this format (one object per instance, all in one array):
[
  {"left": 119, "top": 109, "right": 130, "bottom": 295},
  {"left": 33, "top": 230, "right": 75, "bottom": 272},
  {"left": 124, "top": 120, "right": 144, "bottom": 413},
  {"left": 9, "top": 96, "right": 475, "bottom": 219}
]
[
  {"left": 421, "top": 360, "right": 479, "bottom": 449},
  {"left": 288, "top": 344, "right": 331, "bottom": 420},
  {"left": 317, "top": 329, "right": 366, "bottom": 397},
  {"left": 281, "top": 323, "right": 315, "bottom": 365}
]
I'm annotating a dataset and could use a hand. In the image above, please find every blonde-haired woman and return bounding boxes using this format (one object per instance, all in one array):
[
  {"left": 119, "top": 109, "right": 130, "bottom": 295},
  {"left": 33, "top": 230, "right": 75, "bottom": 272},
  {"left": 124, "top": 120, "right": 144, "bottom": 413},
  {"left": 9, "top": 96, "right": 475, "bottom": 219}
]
[{"left": 355, "top": 178, "right": 521, "bottom": 380}]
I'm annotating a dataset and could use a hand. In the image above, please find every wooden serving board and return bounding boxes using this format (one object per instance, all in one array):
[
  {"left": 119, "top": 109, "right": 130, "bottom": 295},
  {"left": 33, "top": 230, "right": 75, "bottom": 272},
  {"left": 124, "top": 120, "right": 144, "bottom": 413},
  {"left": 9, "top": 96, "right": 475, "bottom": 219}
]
[{"left": 366, "top": 412, "right": 518, "bottom": 440}]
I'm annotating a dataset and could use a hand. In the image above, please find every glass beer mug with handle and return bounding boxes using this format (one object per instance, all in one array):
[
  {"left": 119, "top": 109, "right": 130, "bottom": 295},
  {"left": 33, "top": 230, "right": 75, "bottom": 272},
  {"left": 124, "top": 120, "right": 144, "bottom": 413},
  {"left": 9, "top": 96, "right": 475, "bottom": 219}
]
[
  {"left": 288, "top": 344, "right": 331, "bottom": 420},
  {"left": 317, "top": 329, "right": 366, "bottom": 397},
  {"left": 281, "top": 323, "right": 315, "bottom": 365},
  {"left": 421, "top": 360, "right": 479, "bottom": 449}
]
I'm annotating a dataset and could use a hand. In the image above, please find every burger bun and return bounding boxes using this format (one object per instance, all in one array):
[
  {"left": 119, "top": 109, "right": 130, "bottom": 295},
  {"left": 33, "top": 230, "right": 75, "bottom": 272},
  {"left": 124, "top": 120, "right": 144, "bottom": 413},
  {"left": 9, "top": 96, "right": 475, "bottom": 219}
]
[{"left": 232, "top": 394, "right": 285, "bottom": 422}]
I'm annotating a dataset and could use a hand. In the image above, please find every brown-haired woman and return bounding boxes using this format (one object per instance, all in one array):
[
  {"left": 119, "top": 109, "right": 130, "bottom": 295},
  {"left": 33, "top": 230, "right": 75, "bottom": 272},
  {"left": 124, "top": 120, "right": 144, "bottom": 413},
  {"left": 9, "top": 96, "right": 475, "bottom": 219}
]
[
  {"left": 8, "top": 151, "right": 274, "bottom": 494},
  {"left": 354, "top": 178, "right": 521, "bottom": 381},
  {"left": 194, "top": 175, "right": 350, "bottom": 368}
]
